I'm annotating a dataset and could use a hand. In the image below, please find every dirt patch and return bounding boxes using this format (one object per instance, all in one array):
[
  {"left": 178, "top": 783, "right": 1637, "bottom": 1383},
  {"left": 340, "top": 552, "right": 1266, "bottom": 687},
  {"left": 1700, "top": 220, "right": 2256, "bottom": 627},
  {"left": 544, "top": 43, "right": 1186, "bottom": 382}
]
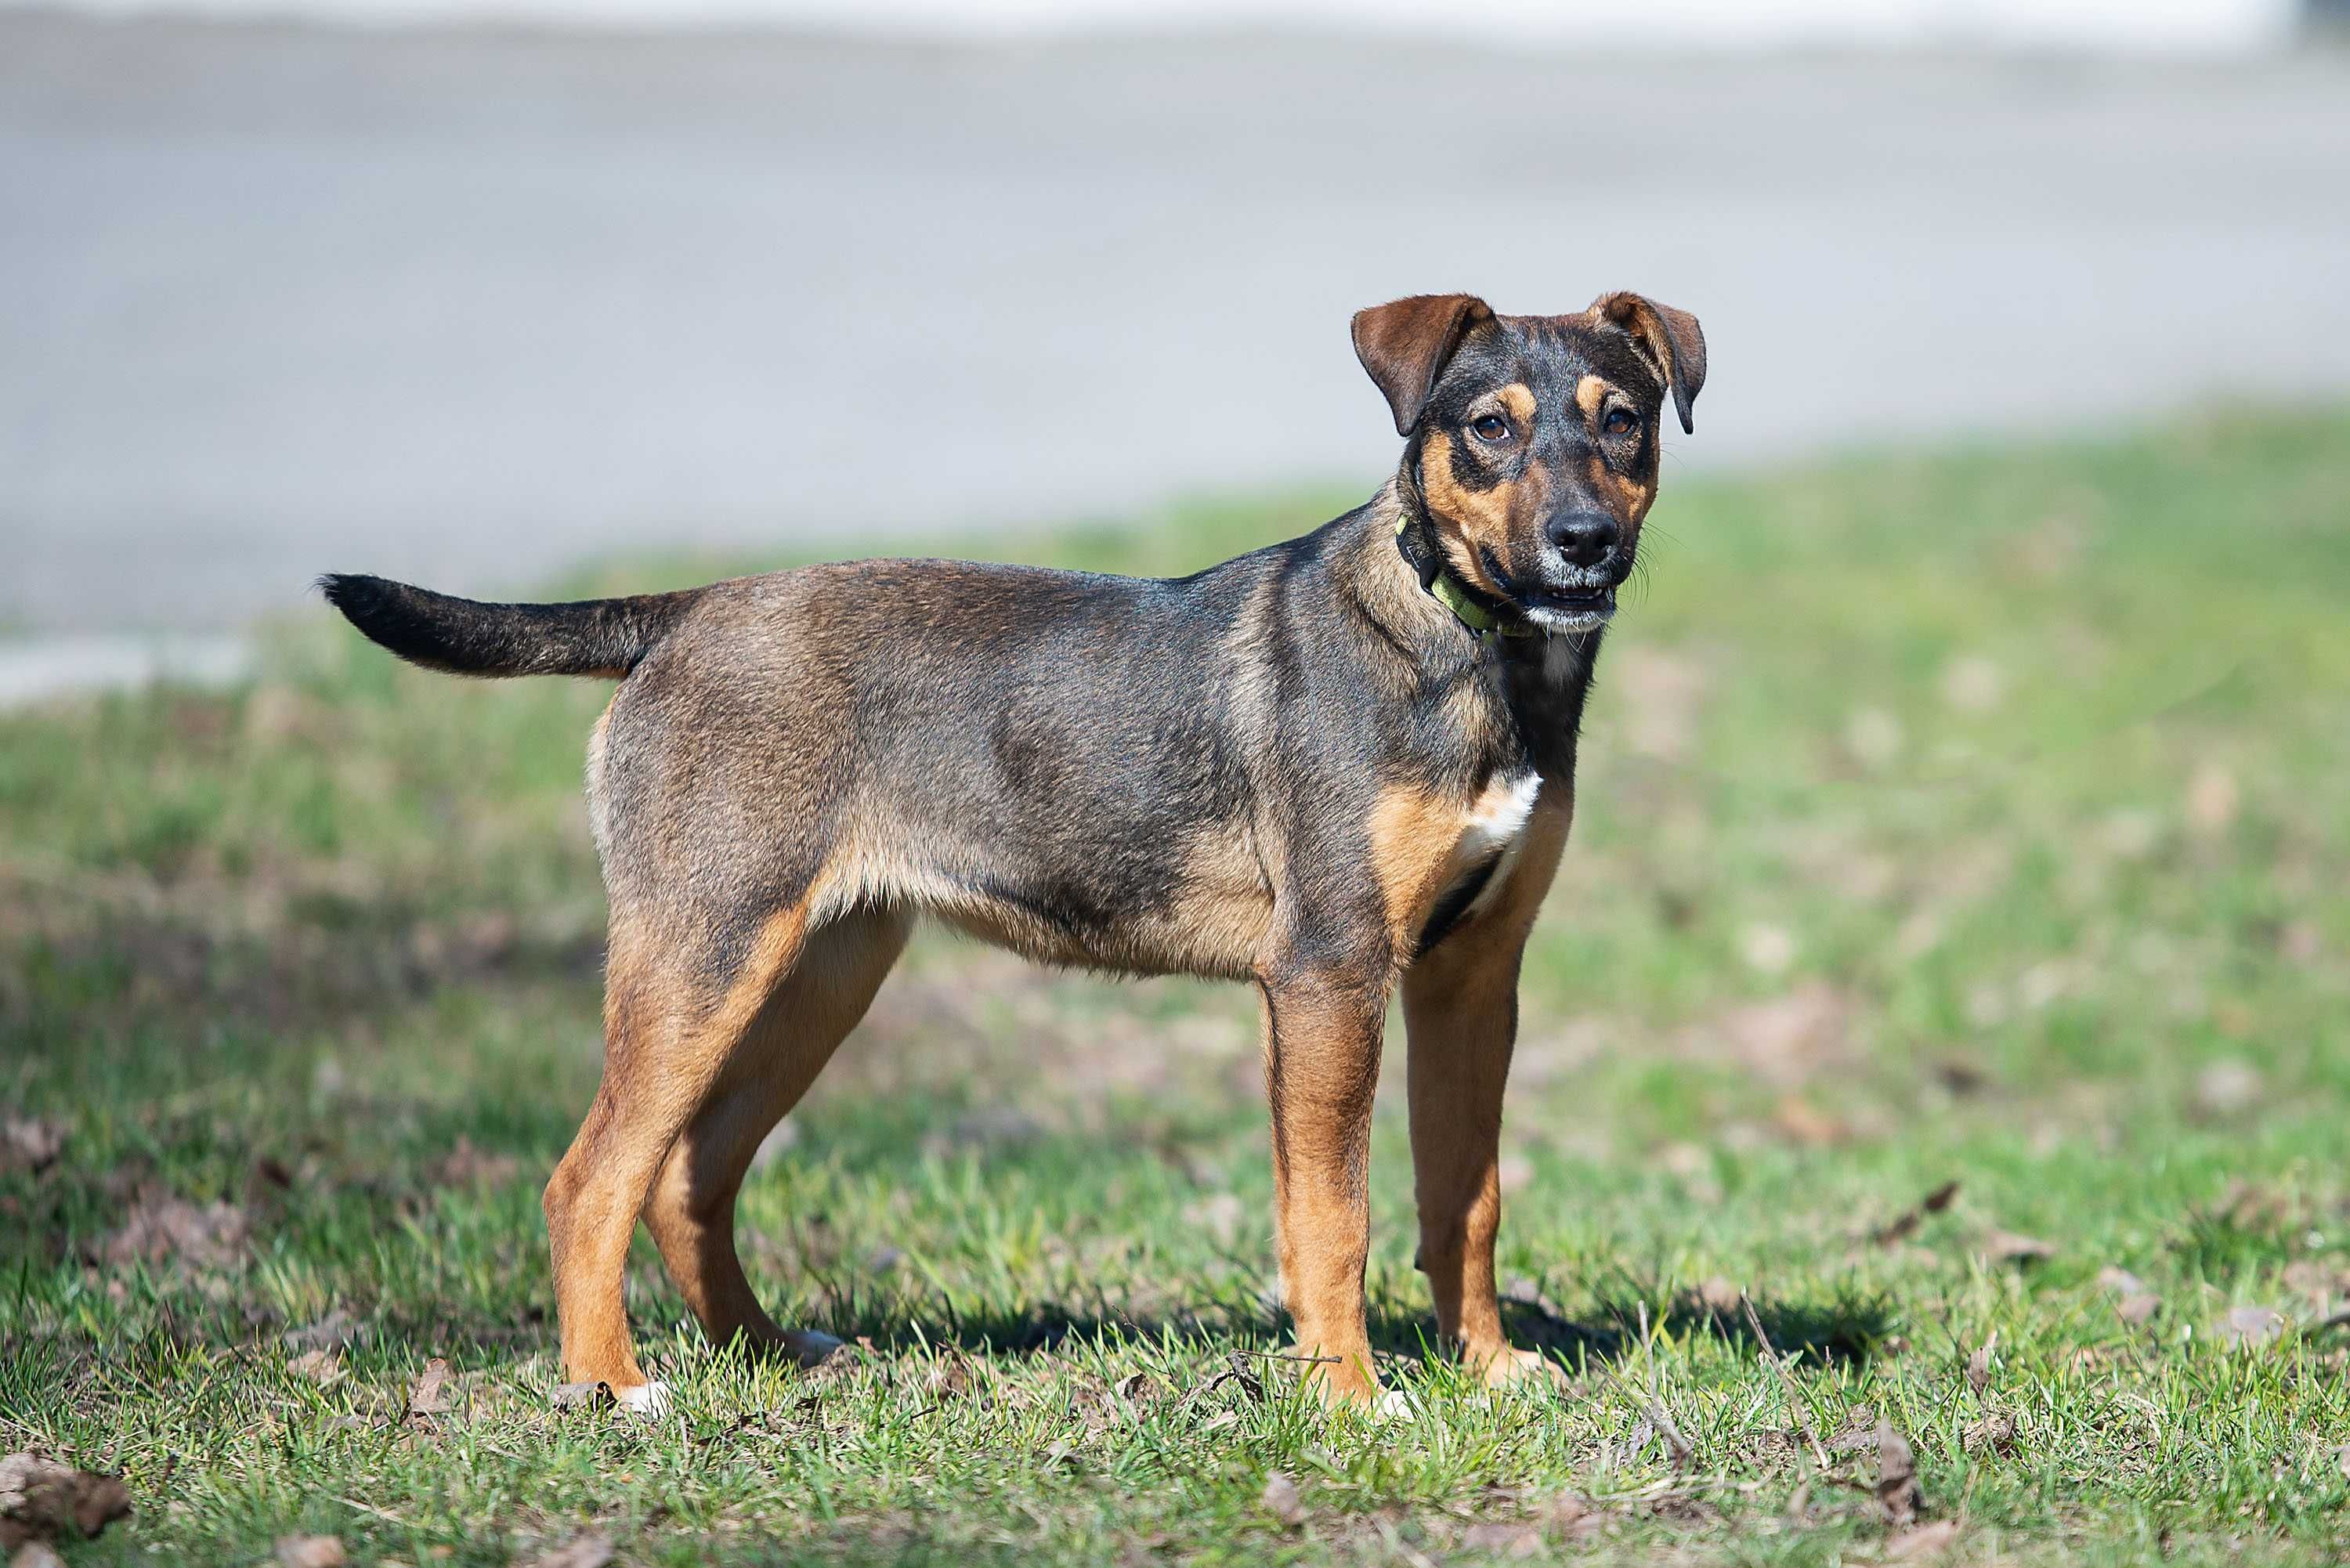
[{"left": 92, "top": 1187, "right": 251, "bottom": 1271}]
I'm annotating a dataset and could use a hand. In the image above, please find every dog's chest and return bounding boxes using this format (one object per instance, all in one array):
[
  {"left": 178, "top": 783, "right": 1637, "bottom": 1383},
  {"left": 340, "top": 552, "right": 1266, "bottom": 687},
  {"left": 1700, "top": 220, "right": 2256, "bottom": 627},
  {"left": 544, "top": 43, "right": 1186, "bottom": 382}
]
[
  {"left": 1446, "top": 770, "right": 1542, "bottom": 919},
  {"left": 1373, "top": 766, "right": 1548, "bottom": 957}
]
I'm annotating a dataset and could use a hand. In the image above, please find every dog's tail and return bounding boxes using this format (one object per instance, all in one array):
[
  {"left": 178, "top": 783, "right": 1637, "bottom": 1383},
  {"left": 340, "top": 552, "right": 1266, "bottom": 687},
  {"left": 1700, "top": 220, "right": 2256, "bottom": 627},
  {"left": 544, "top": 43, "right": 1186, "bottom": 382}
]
[{"left": 318, "top": 573, "right": 705, "bottom": 680}]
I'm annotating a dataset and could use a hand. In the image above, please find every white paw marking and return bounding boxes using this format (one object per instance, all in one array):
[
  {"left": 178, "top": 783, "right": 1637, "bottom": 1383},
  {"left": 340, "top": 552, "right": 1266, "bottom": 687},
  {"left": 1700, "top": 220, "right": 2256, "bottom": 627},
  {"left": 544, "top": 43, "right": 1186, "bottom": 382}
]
[
  {"left": 615, "top": 1380, "right": 671, "bottom": 1419},
  {"left": 790, "top": 1331, "right": 846, "bottom": 1367}
]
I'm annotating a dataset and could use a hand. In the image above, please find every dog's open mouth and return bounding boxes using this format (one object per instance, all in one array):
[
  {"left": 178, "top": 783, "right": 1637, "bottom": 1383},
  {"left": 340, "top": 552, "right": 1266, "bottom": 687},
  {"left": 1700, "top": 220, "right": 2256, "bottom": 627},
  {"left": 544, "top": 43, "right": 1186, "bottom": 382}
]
[{"left": 1516, "top": 585, "right": 1617, "bottom": 634}]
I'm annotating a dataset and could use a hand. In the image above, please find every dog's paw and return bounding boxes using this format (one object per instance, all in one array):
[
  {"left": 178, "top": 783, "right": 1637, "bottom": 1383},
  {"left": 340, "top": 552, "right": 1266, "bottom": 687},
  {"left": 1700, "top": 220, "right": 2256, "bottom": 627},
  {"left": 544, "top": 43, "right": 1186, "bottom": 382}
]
[
  {"left": 784, "top": 1330, "right": 846, "bottom": 1369},
  {"left": 1372, "top": 1386, "right": 1417, "bottom": 1423},
  {"left": 1479, "top": 1346, "right": 1567, "bottom": 1393},
  {"left": 613, "top": 1379, "right": 673, "bottom": 1420}
]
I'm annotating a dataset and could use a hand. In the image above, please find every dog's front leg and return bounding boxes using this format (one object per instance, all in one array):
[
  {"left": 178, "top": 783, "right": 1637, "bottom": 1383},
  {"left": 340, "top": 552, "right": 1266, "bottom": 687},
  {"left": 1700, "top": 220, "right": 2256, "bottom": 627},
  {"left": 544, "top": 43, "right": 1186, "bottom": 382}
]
[
  {"left": 1258, "top": 961, "right": 1388, "bottom": 1409},
  {"left": 1401, "top": 934, "right": 1562, "bottom": 1390}
]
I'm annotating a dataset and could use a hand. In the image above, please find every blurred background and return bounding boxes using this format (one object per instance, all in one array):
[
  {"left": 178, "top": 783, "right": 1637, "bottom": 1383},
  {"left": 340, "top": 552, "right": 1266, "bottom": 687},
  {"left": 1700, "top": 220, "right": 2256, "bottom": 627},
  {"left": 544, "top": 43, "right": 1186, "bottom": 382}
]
[{"left": 4, "top": 0, "right": 2349, "bottom": 697}]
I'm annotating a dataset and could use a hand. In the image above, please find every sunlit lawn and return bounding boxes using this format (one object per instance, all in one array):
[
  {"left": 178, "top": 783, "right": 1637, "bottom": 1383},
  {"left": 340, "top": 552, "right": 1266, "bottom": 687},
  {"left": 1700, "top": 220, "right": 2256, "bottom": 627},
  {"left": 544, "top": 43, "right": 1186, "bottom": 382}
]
[{"left": 3, "top": 409, "right": 2348, "bottom": 1565}]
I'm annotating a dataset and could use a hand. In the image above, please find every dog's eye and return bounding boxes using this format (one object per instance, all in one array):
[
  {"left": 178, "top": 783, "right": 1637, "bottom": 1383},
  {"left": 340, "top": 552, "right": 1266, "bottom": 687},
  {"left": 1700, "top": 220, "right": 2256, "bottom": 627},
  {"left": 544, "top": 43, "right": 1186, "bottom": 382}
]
[
  {"left": 1469, "top": 414, "right": 1512, "bottom": 443},
  {"left": 1602, "top": 407, "right": 1641, "bottom": 437}
]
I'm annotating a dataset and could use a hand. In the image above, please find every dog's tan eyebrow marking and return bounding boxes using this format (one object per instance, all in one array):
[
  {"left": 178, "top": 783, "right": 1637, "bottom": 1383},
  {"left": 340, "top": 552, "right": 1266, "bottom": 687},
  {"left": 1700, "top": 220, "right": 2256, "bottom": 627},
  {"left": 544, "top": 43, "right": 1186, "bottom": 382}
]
[
  {"left": 1574, "top": 375, "right": 1615, "bottom": 421},
  {"left": 1462, "top": 384, "right": 1537, "bottom": 427}
]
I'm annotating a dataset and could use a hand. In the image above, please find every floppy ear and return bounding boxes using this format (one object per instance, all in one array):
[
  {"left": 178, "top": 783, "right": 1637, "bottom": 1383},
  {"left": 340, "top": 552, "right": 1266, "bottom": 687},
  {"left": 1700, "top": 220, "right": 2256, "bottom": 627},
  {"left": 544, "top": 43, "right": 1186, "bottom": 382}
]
[
  {"left": 1350, "top": 294, "right": 1493, "bottom": 436},
  {"left": 1590, "top": 291, "right": 1707, "bottom": 435}
]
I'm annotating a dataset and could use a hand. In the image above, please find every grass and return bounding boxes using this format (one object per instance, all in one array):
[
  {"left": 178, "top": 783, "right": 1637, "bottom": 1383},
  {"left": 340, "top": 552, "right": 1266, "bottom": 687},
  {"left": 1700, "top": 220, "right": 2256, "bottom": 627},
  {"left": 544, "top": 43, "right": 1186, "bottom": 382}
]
[{"left": 3, "top": 408, "right": 2348, "bottom": 1566}]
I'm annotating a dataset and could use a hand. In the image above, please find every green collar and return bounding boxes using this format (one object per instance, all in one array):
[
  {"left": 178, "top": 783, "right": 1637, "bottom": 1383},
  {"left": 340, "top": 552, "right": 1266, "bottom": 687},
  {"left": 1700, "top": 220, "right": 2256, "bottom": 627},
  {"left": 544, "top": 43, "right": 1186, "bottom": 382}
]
[{"left": 1393, "top": 511, "right": 1537, "bottom": 639}]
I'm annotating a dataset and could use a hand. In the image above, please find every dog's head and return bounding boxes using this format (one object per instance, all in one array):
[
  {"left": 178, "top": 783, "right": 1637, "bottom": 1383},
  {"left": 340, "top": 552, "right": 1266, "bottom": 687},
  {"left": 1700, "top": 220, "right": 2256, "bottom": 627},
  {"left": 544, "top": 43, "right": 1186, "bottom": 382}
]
[{"left": 1353, "top": 292, "right": 1705, "bottom": 634}]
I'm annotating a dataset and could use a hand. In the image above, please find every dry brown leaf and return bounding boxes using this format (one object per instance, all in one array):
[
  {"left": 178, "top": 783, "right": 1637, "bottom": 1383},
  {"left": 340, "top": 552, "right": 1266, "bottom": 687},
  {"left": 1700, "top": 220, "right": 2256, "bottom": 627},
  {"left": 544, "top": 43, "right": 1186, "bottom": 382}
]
[
  {"left": 403, "top": 1358, "right": 453, "bottom": 1421},
  {"left": 1773, "top": 1095, "right": 1846, "bottom": 1148},
  {"left": 11, "top": 1539, "right": 67, "bottom": 1568},
  {"left": 1880, "top": 1180, "right": 1959, "bottom": 1241},
  {"left": 1965, "top": 1337, "right": 1994, "bottom": 1396},
  {"left": 2222, "top": 1305, "right": 2286, "bottom": 1349},
  {"left": 96, "top": 1190, "right": 250, "bottom": 1270},
  {"left": 1874, "top": 1424, "right": 1923, "bottom": 1526},
  {"left": 1111, "top": 1371, "right": 1163, "bottom": 1413},
  {"left": 1875, "top": 1212, "right": 1922, "bottom": 1248},
  {"left": 1459, "top": 1520, "right": 1543, "bottom": 1557},
  {"left": 1697, "top": 1276, "right": 1743, "bottom": 1315},
  {"left": 286, "top": 1310, "right": 356, "bottom": 1354},
  {"left": 274, "top": 1535, "right": 345, "bottom": 1568},
  {"left": 1980, "top": 1231, "right": 2055, "bottom": 1266},
  {"left": 1705, "top": 984, "right": 1849, "bottom": 1084},
  {"left": 2283, "top": 1259, "right": 2345, "bottom": 1306},
  {"left": 0, "top": 1453, "right": 133, "bottom": 1550},
  {"left": 287, "top": 1349, "right": 341, "bottom": 1384},
  {"left": 428, "top": 1138, "right": 520, "bottom": 1189},
  {"left": 1962, "top": 1412, "right": 2016, "bottom": 1454},
  {"left": 1537, "top": 1491, "right": 1600, "bottom": 1541},
  {"left": 925, "top": 1351, "right": 974, "bottom": 1403},
  {"left": 2193, "top": 1060, "right": 2262, "bottom": 1118},
  {"left": 2095, "top": 1267, "right": 2163, "bottom": 1324},
  {"left": 1827, "top": 1408, "right": 1879, "bottom": 1454},
  {"left": 0, "top": 1118, "right": 64, "bottom": 1177},
  {"left": 1260, "top": 1471, "right": 1306, "bottom": 1527},
  {"left": 527, "top": 1534, "right": 616, "bottom": 1568},
  {"left": 549, "top": 1382, "right": 609, "bottom": 1411},
  {"left": 2185, "top": 762, "right": 2239, "bottom": 836},
  {"left": 1885, "top": 1519, "right": 1962, "bottom": 1561}
]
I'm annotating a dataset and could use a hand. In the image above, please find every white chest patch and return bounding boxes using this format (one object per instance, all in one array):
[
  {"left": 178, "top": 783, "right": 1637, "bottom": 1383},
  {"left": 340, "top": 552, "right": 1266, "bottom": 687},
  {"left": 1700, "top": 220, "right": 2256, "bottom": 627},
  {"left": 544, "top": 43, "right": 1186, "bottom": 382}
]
[
  {"left": 1457, "top": 771, "right": 1541, "bottom": 919},
  {"left": 1461, "top": 771, "right": 1541, "bottom": 858}
]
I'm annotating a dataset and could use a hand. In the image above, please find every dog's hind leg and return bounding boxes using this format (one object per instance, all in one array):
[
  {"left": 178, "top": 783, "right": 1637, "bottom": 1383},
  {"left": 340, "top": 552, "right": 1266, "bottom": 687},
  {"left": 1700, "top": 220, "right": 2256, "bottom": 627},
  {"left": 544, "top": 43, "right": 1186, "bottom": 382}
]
[
  {"left": 639, "top": 905, "right": 911, "bottom": 1365},
  {"left": 541, "top": 899, "right": 812, "bottom": 1414}
]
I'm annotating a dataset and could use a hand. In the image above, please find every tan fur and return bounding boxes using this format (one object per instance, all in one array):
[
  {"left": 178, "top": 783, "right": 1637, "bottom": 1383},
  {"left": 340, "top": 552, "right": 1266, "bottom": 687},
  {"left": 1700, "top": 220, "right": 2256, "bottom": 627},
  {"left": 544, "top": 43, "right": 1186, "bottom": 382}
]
[
  {"left": 1401, "top": 793, "right": 1571, "bottom": 1386},
  {"left": 1260, "top": 972, "right": 1386, "bottom": 1403},
  {"left": 638, "top": 908, "right": 909, "bottom": 1359},
  {"left": 1366, "top": 772, "right": 1542, "bottom": 960},
  {"left": 544, "top": 899, "right": 814, "bottom": 1400},
  {"left": 1419, "top": 430, "right": 1549, "bottom": 598},
  {"left": 1618, "top": 473, "right": 1653, "bottom": 519},
  {"left": 1491, "top": 382, "right": 1537, "bottom": 425}
]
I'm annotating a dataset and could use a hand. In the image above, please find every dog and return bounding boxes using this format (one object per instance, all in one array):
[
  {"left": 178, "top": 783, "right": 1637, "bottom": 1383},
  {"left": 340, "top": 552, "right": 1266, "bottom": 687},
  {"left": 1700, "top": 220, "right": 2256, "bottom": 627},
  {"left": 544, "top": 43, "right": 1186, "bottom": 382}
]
[{"left": 324, "top": 291, "right": 1704, "bottom": 1414}]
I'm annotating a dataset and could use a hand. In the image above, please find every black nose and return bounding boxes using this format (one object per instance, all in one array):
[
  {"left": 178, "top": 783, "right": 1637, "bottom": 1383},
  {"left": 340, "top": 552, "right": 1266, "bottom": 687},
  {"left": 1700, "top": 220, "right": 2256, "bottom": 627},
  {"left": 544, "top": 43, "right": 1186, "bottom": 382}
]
[{"left": 1546, "top": 511, "right": 1619, "bottom": 567}]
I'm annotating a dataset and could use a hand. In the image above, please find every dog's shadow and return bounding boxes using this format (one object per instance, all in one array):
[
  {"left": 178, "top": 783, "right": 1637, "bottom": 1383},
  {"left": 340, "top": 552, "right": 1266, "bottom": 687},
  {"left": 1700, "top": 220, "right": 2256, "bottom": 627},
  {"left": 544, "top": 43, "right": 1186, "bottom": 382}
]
[{"left": 794, "top": 1277, "right": 1892, "bottom": 1377}]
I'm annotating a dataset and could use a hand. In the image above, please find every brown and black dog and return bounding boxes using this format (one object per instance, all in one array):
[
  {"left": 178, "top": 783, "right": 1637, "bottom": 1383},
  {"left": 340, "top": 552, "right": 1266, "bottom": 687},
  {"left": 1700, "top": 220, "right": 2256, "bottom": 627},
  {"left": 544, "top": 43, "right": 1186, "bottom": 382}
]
[{"left": 324, "top": 291, "right": 1704, "bottom": 1415}]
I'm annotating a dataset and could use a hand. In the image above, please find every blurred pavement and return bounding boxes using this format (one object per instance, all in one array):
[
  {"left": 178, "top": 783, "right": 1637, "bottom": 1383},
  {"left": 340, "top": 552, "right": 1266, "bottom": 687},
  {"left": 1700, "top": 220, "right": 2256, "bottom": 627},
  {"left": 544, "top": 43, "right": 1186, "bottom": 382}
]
[{"left": 5, "top": 13, "right": 2350, "bottom": 636}]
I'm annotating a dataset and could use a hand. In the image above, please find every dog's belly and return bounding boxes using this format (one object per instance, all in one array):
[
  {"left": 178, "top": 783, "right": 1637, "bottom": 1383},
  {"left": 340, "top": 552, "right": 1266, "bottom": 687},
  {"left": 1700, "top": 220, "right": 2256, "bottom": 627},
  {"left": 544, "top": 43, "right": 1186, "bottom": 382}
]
[
  {"left": 926, "top": 822, "right": 1278, "bottom": 982},
  {"left": 839, "top": 811, "right": 1274, "bottom": 983}
]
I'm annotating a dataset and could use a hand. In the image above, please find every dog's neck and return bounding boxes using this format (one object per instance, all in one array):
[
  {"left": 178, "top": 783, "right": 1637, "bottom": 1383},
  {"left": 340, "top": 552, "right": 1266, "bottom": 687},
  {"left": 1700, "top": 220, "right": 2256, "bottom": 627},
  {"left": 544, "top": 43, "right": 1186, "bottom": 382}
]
[
  {"left": 1354, "top": 482, "right": 1602, "bottom": 774},
  {"left": 1388, "top": 493, "right": 1538, "bottom": 643}
]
